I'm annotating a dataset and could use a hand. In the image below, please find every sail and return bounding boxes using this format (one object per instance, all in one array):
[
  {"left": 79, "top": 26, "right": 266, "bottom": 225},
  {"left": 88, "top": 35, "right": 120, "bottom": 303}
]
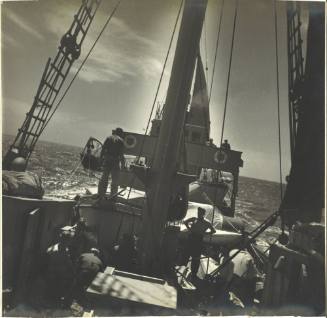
[
  {"left": 187, "top": 53, "right": 210, "bottom": 140},
  {"left": 281, "top": 3, "right": 325, "bottom": 225}
]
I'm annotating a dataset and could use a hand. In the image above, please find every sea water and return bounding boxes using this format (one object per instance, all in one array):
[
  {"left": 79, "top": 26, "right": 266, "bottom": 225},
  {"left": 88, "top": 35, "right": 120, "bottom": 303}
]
[{"left": 3, "top": 135, "right": 283, "bottom": 244}]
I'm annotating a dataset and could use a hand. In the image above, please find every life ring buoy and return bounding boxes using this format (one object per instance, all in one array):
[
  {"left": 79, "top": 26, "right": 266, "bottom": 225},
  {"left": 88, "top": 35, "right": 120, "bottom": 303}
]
[
  {"left": 124, "top": 135, "right": 137, "bottom": 149},
  {"left": 214, "top": 149, "right": 228, "bottom": 164}
]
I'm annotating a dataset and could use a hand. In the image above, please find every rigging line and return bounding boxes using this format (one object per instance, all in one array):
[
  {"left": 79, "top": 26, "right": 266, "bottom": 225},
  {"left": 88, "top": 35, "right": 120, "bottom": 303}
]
[
  {"left": 138, "top": 0, "right": 184, "bottom": 154},
  {"left": 39, "top": 0, "right": 123, "bottom": 136},
  {"left": 220, "top": 0, "right": 238, "bottom": 147},
  {"left": 273, "top": 0, "right": 284, "bottom": 203},
  {"left": 204, "top": 14, "right": 209, "bottom": 81},
  {"left": 125, "top": 0, "right": 184, "bottom": 199},
  {"left": 63, "top": 151, "right": 87, "bottom": 187},
  {"left": 180, "top": 109, "right": 188, "bottom": 173},
  {"left": 114, "top": 214, "right": 125, "bottom": 244},
  {"left": 249, "top": 243, "right": 265, "bottom": 264},
  {"left": 208, "top": 0, "right": 225, "bottom": 104},
  {"left": 209, "top": 211, "right": 280, "bottom": 277},
  {"left": 130, "top": 0, "right": 184, "bottom": 186},
  {"left": 263, "top": 237, "right": 279, "bottom": 254},
  {"left": 125, "top": 0, "right": 184, "bottom": 229}
]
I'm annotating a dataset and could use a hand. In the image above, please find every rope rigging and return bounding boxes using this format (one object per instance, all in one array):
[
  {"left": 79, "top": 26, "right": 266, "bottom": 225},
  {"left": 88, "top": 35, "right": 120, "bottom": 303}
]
[
  {"left": 122, "top": 0, "right": 184, "bottom": 235},
  {"left": 77, "top": 0, "right": 184, "bottom": 235},
  {"left": 34, "top": 0, "right": 295, "bottom": 278},
  {"left": 273, "top": 0, "right": 286, "bottom": 239},
  {"left": 200, "top": 0, "right": 239, "bottom": 275},
  {"left": 205, "top": 2, "right": 238, "bottom": 276},
  {"left": 208, "top": 0, "right": 225, "bottom": 105},
  {"left": 273, "top": 0, "right": 284, "bottom": 203},
  {"left": 137, "top": 0, "right": 184, "bottom": 161},
  {"left": 209, "top": 208, "right": 282, "bottom": 278},
  {"left": 39, "top": 0, "right": 123, "bottom": 137},
  {"left": 219, "top": 0, "right": 238, "bottom": 147},
  {"left": 203, "top": 15, "right": 209, "bottom": 81},
  {"left": 191, "top": 0, "right": 224, "bottom": 183},
  {"left": 47, "top": 0, "right": 122, "bottom": 194}
]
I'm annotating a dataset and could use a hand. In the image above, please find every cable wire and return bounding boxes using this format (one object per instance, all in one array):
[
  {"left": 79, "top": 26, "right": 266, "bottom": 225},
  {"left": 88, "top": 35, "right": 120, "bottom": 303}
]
[
  {"left": 208, "top": 0, "right": 225, "bottom": 104},
  {"left": 39, "top": 0, "right": 123, "bottom": 136},
  {"left": 273, "top": 0, "right": 284, "bottom": 203},
  {"left": 136, "top": 0, "right": 184, "bottom": 160},
  {"left": 125, "top": 0, "right": 184, "bottom": 200},
  {"left": 124, "top": 0, "right": 184, "bottom": 238},
  {"left": 220, "top": 0, "right": 238, "bottom": 146}
]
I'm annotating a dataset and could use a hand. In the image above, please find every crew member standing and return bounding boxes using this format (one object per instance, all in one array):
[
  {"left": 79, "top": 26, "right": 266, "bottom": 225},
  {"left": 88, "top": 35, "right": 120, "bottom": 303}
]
[
  {"left": 222, "top": 139, "right": 231, "bottom": 150},
  {"left": 97, "top": 127, "right": 125, "bottom": 200},
  {"left": 183, "top": 207, "right": 216, "bottom": 278}
]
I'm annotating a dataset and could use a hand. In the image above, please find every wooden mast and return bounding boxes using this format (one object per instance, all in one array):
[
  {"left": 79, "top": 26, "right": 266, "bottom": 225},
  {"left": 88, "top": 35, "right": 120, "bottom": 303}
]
[{"left": 136, "top": 0, "right": 208, "bottom": 271}]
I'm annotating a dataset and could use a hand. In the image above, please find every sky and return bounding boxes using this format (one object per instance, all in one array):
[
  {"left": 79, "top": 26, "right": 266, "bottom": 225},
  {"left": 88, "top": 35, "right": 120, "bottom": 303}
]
[{"left": 1, "top": 0, "right": 318, "bottom": 182}]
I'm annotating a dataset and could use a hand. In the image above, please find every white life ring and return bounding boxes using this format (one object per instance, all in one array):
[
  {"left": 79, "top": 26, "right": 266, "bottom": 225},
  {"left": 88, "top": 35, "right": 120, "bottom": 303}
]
[
  {"left": 124, "top": 135, "right": 137, "bottom": 149},
  {"left": 214, "top": 149, "right": 228, "bottom": 164}
]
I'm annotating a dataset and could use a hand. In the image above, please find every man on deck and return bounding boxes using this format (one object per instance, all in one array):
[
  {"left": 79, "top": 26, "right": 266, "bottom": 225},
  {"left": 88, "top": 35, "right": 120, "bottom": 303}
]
[
  {"left": 97, "top": 127, "right": 125, "bottom": 200},
  {"left": 222, "top": 139, "right": 231, "bottom": 150},
  {"left": 183, "top": 207, "right": 216, "bottom": 278}
]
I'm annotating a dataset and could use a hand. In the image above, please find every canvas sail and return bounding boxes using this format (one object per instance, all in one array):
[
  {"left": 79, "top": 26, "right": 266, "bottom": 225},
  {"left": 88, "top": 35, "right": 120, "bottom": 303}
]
[{"left": 187, "top": 53, "right": 210, "bottom": 141}]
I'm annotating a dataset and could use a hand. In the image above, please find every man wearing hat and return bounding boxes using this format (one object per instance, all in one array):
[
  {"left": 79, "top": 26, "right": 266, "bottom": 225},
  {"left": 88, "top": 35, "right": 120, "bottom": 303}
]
[
  {"left": 183, "top": 207, "right": 216, "bottom": 278},
  {"left": 70, "top": 247, "right": 104, "bottom": 303},
  {"left": 97, "top": 127, "right": 125, "bottom": 200},
  {"left": 221, "top": 139, "right": 231, "bottom": 150}
]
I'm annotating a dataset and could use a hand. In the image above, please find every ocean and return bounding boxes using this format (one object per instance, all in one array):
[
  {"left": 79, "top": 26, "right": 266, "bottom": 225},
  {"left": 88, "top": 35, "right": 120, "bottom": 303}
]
[{"left": 2, "top": 134, "right": 283, "bottom": 243}]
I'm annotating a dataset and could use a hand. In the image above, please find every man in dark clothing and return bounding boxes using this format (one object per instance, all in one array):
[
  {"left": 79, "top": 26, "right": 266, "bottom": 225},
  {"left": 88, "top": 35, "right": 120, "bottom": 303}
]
[
  {"left": 113, "top": 233, "right": 138, "bottom": 272},
  {"left": 183, "top": 207, "right": 216, "bottom": 277},
  {"left": 97, "top": 127, "right": 125, "bottom": 200},
  {"left": 222, "top": 139, "right": 231, "bottom": 150},
  {"left": 71, "top": 248, "right": 104, "bottom": 302},
  {"left": 45, "top": 231, "right": 75, "bottom": 302},
  {"left": 69, "top": 219, "right": 98, "bottom": 262}
]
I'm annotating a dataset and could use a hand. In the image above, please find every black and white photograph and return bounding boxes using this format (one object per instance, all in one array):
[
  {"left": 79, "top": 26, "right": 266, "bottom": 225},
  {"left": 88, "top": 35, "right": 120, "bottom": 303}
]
[{"left": 1, "top": 0, "right": 325, "bottom": 316}]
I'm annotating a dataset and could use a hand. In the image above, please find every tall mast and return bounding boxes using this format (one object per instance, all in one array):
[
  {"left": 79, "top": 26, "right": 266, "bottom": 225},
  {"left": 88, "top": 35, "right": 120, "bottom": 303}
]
[{"left": 137, "top": 0, "right": 208, "bottom": 270}]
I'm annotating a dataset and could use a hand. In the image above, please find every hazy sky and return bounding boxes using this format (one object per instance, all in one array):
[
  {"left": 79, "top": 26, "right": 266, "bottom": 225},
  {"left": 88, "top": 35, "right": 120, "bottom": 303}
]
[{"left": 1, "top": 0, "right": 316, "bottom": 182}]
